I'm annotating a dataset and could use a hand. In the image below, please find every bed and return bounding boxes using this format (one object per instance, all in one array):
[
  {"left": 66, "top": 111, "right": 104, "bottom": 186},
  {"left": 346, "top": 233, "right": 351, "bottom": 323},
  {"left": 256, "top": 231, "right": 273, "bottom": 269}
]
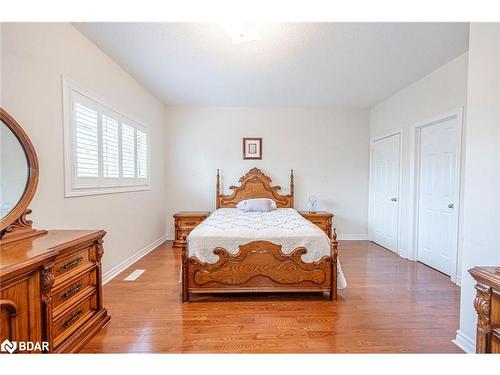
[{"left": 181, "top": 168, "right": 345, "bottom": 302}]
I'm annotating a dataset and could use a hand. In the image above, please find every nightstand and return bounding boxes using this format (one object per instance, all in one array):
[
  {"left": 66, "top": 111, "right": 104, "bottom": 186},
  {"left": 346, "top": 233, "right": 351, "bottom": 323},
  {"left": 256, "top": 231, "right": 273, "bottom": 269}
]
[
  {"left": 299, "top": 211, "right": 334, "bottom": 238},
  {"left": 173, "top": 211, "right": 210, "bottom": 248}
]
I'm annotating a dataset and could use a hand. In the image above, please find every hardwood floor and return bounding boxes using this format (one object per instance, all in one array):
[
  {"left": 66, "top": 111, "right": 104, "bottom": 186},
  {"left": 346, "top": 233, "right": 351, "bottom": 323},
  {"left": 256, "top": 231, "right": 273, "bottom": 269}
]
[{"left": 82, "top": 240, "right": 462, "bottom": 353}]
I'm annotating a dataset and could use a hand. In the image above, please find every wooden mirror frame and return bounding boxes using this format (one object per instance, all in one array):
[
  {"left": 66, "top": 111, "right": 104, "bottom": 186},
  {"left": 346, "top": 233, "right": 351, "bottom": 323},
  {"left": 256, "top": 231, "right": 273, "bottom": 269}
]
[{"left": 0, "top": 108, "right": 46, "bottom": 243}]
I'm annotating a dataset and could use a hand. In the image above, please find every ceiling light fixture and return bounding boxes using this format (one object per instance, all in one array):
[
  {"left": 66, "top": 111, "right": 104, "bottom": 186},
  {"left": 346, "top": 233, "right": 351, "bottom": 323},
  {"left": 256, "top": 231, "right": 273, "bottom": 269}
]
[{"left": 222, "top": 23, "right": 262, "bottom": 44}]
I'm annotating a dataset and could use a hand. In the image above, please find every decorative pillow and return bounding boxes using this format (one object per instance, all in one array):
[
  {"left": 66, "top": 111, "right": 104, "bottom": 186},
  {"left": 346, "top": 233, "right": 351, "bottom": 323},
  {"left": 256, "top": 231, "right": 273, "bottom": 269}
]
[
  {"left": 236, "top": 198, "right": 277, "bottom": 212},
  {"left": 236, "top": 200, "right": 247, "bottom": 210}
]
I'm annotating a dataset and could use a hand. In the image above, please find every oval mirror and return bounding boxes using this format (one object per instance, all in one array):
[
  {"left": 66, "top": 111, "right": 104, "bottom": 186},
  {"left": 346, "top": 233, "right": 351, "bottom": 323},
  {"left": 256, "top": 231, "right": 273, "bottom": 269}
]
[
  {"left": 0, "top": 108, "right": 39, "bottom": 234},
  {"left": 1, "top": 119, "right": 29, "bottom": 218}
]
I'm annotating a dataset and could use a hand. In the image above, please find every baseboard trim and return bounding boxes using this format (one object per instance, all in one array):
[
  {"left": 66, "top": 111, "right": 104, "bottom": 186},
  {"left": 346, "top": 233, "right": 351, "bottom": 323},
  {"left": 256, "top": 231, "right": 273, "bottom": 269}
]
[
  {"left": 452, "top": 330, "right": 475, "bottom": 353},
  {"left": 451, "top": 274, "right": 462, "bottom": 286},
  {"left": 337, "top": 234, "right": 368, "bottom": 241},
  {"left": 102, "top": 234, "right": 168, "bottom": 285}
]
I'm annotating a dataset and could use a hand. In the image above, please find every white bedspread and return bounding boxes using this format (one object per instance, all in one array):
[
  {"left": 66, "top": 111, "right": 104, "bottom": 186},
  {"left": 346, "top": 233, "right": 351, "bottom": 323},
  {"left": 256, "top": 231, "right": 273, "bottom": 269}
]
[{"left": 188, "top": 208, "right": 347, "bottom": 289}]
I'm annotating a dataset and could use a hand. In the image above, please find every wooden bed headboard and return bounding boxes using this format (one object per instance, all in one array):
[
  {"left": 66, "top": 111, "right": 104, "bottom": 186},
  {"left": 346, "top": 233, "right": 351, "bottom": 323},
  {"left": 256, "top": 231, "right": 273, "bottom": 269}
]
[{"left": 216, "top": 168, "right": 294, "bottom": 209}]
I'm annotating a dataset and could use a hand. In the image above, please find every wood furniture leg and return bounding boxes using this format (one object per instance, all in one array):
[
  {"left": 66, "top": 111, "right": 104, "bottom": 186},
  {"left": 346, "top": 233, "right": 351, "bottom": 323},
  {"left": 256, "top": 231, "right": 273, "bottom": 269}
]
[
  {"left": 181, "top": 241, "right": 189, "bottom": 303},
  {"left": 330, "top": 228, "right": 338, "bottom": 301}
]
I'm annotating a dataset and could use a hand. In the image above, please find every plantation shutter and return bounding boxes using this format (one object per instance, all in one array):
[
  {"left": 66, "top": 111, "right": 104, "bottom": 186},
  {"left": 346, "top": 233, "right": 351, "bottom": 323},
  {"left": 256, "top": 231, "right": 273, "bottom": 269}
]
[
  {"left": 66, "top": 81, "right": 150, "bottom": 195},
  {"left": 136, "top": 128, "right": 148, "bottom": 179},
  {"left": 121, "top": 123, "right": 136, "bottom": 178},
  {"left": 102, "top": 114, "right": 120, "bottom": 178},
  {"left": 74, "top": 102, "right": 99, "bottom": 178}
]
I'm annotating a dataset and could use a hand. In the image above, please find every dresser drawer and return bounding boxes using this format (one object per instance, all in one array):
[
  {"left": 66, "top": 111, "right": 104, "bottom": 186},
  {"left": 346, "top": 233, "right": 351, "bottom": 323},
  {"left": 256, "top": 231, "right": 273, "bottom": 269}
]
[
  {"left": 53, "top": 289, "right": 97, "bottom": 348},
  {"left": 52, "top": 270, "right": 95, "bottom": 312},
  {"left": 53, "top": 245, "right": 93, "bottom": 281},
  {"left": 177, "top": 216, "right": 205, "bottom": 228}
]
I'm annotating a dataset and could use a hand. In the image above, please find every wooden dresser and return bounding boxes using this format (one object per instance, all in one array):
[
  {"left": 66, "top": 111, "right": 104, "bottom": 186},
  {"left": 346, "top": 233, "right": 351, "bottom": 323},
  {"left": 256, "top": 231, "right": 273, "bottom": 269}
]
[
  {"left": 0, "top": 108, "right": 109, "bottom": 353},
  {"left": 469, "top": 266, "right": 500, "bottom": 354},
  {"left": 173, "top": 211, "right": 210, "bottom": 248},
  {"left": 299, "top": 211, "right": 333, "bottom": 238},
  {"left": 1, "top": 230, "right": 110, "bottom": 353}
]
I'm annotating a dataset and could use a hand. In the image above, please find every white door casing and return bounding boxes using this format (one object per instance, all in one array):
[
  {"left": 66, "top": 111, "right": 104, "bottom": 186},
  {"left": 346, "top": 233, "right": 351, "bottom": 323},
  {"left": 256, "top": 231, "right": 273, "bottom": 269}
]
[
  {"left": 417, "top": 116, "right": 460, "bottom": 276},
  {"left": 369, "top": 133, "right": 401, "bottom": 253}
]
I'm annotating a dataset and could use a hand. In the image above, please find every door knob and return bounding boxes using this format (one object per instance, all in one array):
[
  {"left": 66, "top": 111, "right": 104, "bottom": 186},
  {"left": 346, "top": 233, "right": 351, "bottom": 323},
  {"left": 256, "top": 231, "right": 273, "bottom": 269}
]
[
  {"left": 448, "top": 203, "right": 454, "bottom": 209},
  {"left": 391, "top": 197, "right": 398, "bottom": 202}
]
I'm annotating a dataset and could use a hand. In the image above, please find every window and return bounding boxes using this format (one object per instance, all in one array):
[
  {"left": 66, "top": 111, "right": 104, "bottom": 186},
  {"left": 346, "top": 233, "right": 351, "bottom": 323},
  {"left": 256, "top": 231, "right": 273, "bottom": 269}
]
[{"left": 63, "top": 79, "right": 150, "bottom": 197}]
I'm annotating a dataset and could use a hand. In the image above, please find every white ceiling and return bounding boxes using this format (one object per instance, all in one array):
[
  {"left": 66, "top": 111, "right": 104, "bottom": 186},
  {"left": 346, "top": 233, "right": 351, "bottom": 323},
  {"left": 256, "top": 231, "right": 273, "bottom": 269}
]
[{"left": 74, "top": 23, "right": 469, "bottom": 108}]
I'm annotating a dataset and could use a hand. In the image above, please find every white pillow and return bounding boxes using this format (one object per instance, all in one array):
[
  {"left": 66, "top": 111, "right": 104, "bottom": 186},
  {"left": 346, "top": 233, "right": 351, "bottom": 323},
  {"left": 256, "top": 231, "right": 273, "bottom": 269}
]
[{"left": 236, "top": 198, "right": 277, "bottom": 212}]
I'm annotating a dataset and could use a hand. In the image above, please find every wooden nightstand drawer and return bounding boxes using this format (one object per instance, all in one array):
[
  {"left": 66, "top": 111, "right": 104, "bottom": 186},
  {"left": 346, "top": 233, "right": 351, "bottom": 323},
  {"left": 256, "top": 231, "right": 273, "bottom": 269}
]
[
  {"left": 299, "top": 211, "right": 333, "bottom": 238},
  {"left": 173, "top": 211, "right": 210, "bottom": 248},
  {"left": 177, "top": 216, "right": 205, "bottom": 228},
  {"left": 309, "top": 219, "right": 329, "bottom": 230}
]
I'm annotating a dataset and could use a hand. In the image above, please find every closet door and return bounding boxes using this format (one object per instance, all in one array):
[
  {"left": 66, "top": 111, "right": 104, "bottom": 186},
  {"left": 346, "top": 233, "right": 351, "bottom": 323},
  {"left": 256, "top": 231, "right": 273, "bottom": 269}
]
[
  {"left": 417, "top": 117, "right": 459, "bottom": 276},
  {"left": 370, "top": 134, "right": 401, "bottom": 253}
]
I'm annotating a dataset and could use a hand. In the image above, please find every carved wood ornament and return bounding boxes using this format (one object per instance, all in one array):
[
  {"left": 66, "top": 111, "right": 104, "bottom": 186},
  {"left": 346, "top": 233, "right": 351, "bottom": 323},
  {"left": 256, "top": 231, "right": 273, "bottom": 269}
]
[
  {"left": 217, "top": 168, "right": 294, "bottom": 209},
  {"left": 469, "top": 266, "right": 500, "bottom": 353},
  {"left": 474, "top": 283, "right": 492, "bottom": 327},
  {"left": 40, "top": 264, "right": 56, "bottom": 298},
  {"left": 95, "top": 239, "right": 105, "bottom": 263},
  {"left": 189, "top": 242, "right": 331, "bottom": 287}
]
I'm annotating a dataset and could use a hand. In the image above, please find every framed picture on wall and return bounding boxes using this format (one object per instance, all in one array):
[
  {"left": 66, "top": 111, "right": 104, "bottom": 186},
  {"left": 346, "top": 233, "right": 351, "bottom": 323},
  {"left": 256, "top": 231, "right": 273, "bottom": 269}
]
[{"left": 243, "top": 137, "right": 262, "bottom": 160}]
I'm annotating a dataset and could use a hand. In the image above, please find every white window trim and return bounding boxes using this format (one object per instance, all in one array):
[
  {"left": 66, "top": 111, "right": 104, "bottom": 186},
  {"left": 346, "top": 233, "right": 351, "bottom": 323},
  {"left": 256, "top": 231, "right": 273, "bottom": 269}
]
[{"left": 62, "top": 76, "right": 151, "bottom": 198}]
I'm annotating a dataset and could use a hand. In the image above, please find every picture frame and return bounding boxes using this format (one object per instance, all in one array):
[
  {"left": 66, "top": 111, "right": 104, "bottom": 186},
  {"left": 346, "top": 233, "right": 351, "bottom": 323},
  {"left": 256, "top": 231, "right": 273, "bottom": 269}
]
[{"left": 242, "top": 137, "right": 262, "bottom": 160}]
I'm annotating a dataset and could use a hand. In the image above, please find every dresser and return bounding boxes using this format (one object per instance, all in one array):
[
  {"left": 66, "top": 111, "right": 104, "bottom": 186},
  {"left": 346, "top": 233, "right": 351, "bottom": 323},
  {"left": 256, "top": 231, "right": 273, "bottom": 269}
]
[
  {"left": 299, "top": 211, "right": 334, "bottom": 238},
  {"left": 173, "top": 211, "right": 210, "bottom": 248},
  {"left": 0, "top": 230, "right": 110, "bottom": 353},
  {"left": 469, "top": 266, "right": 500, "bottom": 354},
  {"left": 0, "top": 108, "right": 109, "bottom": 353}
]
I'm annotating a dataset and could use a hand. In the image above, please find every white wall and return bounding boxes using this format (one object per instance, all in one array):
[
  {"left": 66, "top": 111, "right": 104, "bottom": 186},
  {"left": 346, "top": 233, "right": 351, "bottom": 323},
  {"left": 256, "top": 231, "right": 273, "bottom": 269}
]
[
  {"left": 164, "top": 107, "right": 370, "bottom": 239},
  {"left": 1, "top": 23, "right": 167, "bottom": 274},
  {"left": 455, "top": 23, "right": 500, "bottom": 353},
  {"left": 370, "top": 53, "right": 468, "bottom": 263}
]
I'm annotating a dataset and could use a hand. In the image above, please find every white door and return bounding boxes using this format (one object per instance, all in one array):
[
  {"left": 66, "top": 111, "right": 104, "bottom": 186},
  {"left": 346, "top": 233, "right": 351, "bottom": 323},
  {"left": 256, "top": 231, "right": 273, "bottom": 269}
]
[
  {"left": 370, "top": 134, "right": 400, "bottom": 252},
  {"left": 417, "top": 117, "right": 459, "bottom": 275}
]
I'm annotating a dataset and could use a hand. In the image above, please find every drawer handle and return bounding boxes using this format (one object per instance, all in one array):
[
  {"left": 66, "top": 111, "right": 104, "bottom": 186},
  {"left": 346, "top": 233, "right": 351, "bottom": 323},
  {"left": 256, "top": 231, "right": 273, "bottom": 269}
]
[
  {"left": 59, "top": 308, "right": 84, "bottom": 331},
  {"left": 58, "top": 283, "right": 83, "bottom": 302},
  {"left": 58, "top": 257, "right": 84, "bottom": 273},
  {"left": 184, "top": 222, "right": 197, "bottom": 226}
]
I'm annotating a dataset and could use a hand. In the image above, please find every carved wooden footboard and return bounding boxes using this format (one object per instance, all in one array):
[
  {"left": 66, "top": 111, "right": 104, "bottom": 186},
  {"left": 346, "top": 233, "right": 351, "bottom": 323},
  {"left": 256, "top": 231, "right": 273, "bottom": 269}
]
[{"left": 181, "top": 239, "right": 338, "bottom": 302}]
